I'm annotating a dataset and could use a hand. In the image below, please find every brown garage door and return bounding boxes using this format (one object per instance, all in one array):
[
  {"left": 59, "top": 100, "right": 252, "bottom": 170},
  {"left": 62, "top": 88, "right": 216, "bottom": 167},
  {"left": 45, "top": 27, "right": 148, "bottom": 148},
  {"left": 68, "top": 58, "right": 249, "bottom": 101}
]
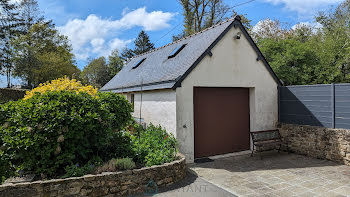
[{"left": 194, "top": 87, "right": 250, "bottom": 158}]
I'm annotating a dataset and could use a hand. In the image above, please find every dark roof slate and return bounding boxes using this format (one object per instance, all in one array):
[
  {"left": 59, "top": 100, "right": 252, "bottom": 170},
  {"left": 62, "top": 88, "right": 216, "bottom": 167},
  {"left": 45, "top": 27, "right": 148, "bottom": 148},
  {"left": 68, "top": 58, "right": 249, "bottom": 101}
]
[
  {"left": 101, "top": 18, "right": 234, "bottom": 92},
  {"left": 101, "top": 16, "right": 282, "bottom": 92}
]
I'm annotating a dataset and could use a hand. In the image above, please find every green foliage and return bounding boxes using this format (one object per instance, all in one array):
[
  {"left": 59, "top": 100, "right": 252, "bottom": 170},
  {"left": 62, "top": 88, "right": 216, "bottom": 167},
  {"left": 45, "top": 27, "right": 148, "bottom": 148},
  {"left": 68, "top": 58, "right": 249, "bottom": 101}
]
[
  {"left": 121, "top": 30, "right": 155, "bottom": 60},
  {"left": 133, "top": 30, "right": 155, "bottom": 55},
  {"left": 108, "top": 49, "right": 124, "bottom": 76},
  {"left": 80, "top": 57, "right": 110, "bottom": 88},
  {"left": 98, "top": 131, "right": 135, "bottom": 160},
  {"left": 0, "top": 150, "right": 15, "bottom": 184},
  {"left": 12, "top": 22, "right": 80, "bottom": 88},
  {"left": 259, "top": 37, "right": 319, "bottom": 85},
  {"left": 0, "top": 0, "right": 23, "bottom": 88},
  {"left": 130, "top": 124, "right": 177, "bottom": 167},
  {"left": 81, "top": 50, "right": 125, "bottom": 87},
  {"left": 62, "top": 157, "right": 102, "bottom": 178},
  {"left": 63, "top": 164, "right": 94, "bottom": 178},
  {"left": 0, "top": 91, "right": 132, "bottom": 177},
  {"left": 256, "top": 1, "right": 350, "bottom": 85},
  {"left": 94, "top": 157, "right": 135, "bottom": 173},
  {"left": 114, "top": 158, "right": 136, "bottom": 170}
]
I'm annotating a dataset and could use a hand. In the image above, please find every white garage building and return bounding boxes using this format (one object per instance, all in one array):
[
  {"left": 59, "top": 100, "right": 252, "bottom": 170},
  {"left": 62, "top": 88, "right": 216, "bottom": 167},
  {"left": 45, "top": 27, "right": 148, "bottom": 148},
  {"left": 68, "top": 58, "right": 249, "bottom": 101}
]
[{"left": 101, "top": 16, "right": 281, "bottom": 163}]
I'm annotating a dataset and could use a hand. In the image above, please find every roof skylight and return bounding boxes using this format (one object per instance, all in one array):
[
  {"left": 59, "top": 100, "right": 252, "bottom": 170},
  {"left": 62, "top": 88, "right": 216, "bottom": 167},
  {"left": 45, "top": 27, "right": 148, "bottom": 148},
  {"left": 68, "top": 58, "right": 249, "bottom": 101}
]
[
  {"left": 168, "top": 44, "right": 187, "bottom": 59},
  {"left": 132, "top": 58, "right": 146, "bottom": 69}
]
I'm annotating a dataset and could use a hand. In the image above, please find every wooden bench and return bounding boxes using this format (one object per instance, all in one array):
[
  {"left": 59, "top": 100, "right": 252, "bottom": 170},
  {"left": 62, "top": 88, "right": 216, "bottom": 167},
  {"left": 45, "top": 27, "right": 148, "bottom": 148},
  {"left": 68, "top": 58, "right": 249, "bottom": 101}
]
[{"left": 250, "top": 129, "right": 286, "bottom": 157}]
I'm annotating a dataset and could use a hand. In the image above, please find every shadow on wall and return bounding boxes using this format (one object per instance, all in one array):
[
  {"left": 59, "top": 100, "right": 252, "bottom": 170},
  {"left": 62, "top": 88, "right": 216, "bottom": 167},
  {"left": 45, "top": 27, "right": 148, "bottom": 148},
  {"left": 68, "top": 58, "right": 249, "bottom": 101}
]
[
  {"left": 279, "top": 85, "right": 350, "bottom": 166},
  {"left": 279, "top": 85, "right": 330, "bottom": 128}
]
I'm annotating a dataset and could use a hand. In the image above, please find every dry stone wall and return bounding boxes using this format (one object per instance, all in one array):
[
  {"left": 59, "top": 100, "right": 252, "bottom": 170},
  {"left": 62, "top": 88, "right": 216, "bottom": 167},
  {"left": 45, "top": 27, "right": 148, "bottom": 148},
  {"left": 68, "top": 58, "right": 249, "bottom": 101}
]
[
  {"left": 279, "top": 124, "right": 350, "bottom": 166},
  {"left": 0, "top": 156, "right": 186, "bottom": 197}
]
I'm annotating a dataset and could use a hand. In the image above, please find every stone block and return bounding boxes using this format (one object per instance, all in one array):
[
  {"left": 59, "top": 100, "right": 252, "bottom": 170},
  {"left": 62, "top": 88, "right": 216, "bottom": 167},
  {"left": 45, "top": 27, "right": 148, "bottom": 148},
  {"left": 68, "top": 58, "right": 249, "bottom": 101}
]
[{"left": 0, "top": 155, "right": 186, "bottom": 197}]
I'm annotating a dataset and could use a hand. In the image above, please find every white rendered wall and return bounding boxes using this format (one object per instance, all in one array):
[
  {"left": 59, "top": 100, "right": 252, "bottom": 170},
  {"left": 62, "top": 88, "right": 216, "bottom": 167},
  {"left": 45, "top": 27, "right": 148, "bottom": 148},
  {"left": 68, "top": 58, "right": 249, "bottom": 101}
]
[
  {"left": 126, "top": 89, "right": 177, "bottom": 137},
  {"left": 176, "top": 25, "right": 279, "bottom": 162}
]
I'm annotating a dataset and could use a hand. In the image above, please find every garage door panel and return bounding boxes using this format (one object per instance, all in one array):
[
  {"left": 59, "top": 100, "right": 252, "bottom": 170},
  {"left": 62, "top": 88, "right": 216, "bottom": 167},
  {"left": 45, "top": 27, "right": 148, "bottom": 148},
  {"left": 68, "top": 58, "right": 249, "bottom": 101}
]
[{"left": 194, "top": 87, "right": 250, "bottom": 158}]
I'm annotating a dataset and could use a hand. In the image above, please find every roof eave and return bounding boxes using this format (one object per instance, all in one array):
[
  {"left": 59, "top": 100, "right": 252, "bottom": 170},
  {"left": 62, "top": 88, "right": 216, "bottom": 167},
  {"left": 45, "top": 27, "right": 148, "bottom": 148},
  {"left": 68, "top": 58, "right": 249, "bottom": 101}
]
[{"left": 100, "top": 80, "right": 176, "bottom": 93}]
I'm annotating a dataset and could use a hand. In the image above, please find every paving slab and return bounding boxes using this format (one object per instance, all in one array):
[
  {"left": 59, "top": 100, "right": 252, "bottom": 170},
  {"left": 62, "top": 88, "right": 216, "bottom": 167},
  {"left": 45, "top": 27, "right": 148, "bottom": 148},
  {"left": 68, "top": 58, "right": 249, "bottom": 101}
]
[
  {"left": 189, "top": 152, "right": 350, "bottom": 197},
  {"left": 128, "top": 172, "right": 237, "bottom": 197}
]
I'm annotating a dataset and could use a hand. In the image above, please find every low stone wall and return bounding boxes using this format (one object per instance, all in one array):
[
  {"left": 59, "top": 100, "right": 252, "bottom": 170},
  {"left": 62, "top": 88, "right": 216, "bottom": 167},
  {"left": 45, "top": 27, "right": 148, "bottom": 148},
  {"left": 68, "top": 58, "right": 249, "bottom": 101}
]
[
  {"left": 279, "top": 124, "right": 350, "bottom": 165},
  {"left": 0, "top": 156, "right": 186, "bottom": 197},
  {"left": 0, "top": 88, "right": 27, "bottom": 103}
]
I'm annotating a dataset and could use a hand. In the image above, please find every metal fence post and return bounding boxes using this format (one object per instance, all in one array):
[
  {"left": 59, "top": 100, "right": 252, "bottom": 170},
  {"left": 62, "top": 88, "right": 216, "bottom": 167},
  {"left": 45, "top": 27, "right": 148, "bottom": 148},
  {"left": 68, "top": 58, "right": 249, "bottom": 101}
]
[{"left": 331, "top": 83, "right": 335, "bottom": 129}]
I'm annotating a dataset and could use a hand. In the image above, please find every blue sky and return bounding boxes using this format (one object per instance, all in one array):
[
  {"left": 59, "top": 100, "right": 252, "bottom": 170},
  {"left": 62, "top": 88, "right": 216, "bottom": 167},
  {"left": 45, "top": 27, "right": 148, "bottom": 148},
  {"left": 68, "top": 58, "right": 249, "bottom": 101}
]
[{"left": 3, "top": 0, "right": 343, "bottom": 87}]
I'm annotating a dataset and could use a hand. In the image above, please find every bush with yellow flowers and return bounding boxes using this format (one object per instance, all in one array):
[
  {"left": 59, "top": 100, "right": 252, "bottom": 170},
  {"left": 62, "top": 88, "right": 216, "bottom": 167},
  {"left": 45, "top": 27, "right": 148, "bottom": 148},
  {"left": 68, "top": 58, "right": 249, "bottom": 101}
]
[
  {"left": 0, "top": 77, "right": 133, "bottom": 178},
  {"left": 24, "top": 76, "right": 98, "bottom": 100}
]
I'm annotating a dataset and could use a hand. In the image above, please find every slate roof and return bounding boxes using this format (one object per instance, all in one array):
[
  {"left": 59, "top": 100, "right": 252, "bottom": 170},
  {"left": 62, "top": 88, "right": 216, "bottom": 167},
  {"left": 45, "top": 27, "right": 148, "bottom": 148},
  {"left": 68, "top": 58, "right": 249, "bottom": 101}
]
[{"left": 101, "top": 16, "right": 281, "bottom": 92}]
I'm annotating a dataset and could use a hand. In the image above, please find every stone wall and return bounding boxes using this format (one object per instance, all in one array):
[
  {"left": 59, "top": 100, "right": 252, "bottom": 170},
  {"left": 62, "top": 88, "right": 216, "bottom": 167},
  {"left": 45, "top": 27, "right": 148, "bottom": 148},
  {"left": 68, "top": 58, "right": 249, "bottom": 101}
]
[
  {"left": 279, "top": 124, "right": 350, "bottom": 166},
  {"left": 0, "top": 156, "right": 186, "bottom": 197},
  {"left": 0, "top": 88, "right": 27, "bottom": 103}
]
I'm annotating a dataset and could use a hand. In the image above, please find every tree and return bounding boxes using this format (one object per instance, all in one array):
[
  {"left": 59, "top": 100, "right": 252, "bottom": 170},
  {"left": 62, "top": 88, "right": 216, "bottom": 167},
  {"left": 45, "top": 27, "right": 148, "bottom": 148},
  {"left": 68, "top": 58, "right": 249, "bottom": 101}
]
[
  {"left": 80, "top": 57, "right": 110, "bottom": 88},
  {"left": 133, "top": 30, "right": 155, "bottom": 55},
  {"left": 120, "top": 30, "right": 155, "bottom": 60},
  {"left": 259, "top": 38, "right": 319, "bottom": 85},
  {"left": 0, "top": 0, "right": 23, "bottom": 87},
  {"left": 18, "top": 0, "right": 47, "bottom": 34},
  {"left": 174, "top": 0, "right": 251, "bottom": 41},
  {"left": 108, "top": 49, "right": 124, "bottom": 77},
  {"left": 120, "top": 47, "right": 135, "bottom": 61},
  {"left": 315, "top": 0, "right": 350, "bottom": 83},
  {"left": 251, "top": 19, "right": 291, "bottom": 42},
  {"left": 12, "top": 22, "right": 80, "bottom": 87},
  {"left": 179, "top": 0, "right": 230, "bottom": 34},
  {"left": 255, "top": 0, "right": 350, "bottom": 85}
]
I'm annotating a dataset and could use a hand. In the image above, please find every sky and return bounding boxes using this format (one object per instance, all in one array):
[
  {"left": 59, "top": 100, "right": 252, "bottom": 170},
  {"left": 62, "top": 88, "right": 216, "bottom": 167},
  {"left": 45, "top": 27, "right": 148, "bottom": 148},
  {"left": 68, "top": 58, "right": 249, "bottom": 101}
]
[{"left": 3, "top": 0, "right": 344, "bottom": 87}]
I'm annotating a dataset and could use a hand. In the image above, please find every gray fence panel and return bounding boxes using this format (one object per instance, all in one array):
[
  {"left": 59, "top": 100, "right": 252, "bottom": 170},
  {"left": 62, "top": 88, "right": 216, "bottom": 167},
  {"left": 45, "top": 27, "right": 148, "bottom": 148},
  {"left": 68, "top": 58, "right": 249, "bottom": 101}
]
[
  {"left": 335, "top": 84, "right": 350, "bottom": 129},
  {"left": 279, "top": 85, "right": 332, "bottom": 128},
  {"left": 279, "top": 83, "right": 350, "bottom": 129}
]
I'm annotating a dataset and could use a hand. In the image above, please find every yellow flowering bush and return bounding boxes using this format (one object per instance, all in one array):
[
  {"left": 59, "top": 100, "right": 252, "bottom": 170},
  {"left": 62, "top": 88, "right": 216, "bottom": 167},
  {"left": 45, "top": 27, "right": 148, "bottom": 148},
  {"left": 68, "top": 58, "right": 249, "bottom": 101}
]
[
  {"left": 0, "top": 89, "right": 132, "bottom": 177},
  {"left": 24, "top": 76, "right": 98, "bottom": 100}
]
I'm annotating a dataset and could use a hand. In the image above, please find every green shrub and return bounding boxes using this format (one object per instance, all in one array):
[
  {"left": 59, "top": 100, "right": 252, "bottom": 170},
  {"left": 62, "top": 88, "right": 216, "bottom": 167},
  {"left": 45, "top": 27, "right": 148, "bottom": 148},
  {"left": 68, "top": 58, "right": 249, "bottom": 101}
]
[
  {"left": 130, "top": 124, "right": 177, "bottom": 167},
  {"left": 63, "top": 164, "right": 94, "bottom": 178},
  {"left": 62, "top": 156, "right": 102, "bottom": 178},
  {"left": 0, "top": 150, "right": 15, "bottom": 184},
  {"left": 99, "top": 131, "right": 135, "bottom": 160},
  {"left": 94, "top": 157, "right": 136, "bottom": 173},
  {"left": 0, "top": 91, "right": 132, "bottom": 177},
  {"left": 114, "top": 158, "right": 136, "bottom": 170}
]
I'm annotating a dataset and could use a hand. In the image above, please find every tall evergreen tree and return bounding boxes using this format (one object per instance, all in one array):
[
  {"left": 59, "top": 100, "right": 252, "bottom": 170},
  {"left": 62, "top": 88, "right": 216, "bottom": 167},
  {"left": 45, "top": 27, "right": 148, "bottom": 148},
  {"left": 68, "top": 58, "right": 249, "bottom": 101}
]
[
  {"left": 120, "top": 30, "right": 155, "bottom": 60},
  {"left": 133, "top": 30, "right": 155, "bottom": 55},
  {"left": 18, "top": 0, "right": 43, "bottom": 34},
  {"left": 0, "top": 0, "right": 23, "bottom": 87},
  {"left": 120, "top": 47, "right": 135, "bottom": 61},
  {"left": 13, "top": 0, "right": 46, "bottom": 87}
]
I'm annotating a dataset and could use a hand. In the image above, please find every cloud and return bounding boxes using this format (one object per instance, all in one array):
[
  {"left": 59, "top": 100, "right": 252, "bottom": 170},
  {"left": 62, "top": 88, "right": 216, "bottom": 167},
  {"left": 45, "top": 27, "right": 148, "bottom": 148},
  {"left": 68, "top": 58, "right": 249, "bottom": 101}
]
[
  {"left": 262, "top": 0, "right": 342, "bottom": 17},
  {"left": 58, "top": 7, "right": 175, "bottom": 61},
  {"left": 291, "top": 22, "right": 322, "bottom": 30},
  {"left": 9, "top": 0, "right": 21, "bottom": 4},
  {"left": 118, "top": 7, "right": 174, "bottom": 31}
]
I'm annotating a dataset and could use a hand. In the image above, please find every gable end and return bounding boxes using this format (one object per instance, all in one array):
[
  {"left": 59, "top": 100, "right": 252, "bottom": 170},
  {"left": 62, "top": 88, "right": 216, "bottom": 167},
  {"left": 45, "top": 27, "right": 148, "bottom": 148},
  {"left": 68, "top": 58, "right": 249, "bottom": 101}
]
[{"left": 172, "top": 17, "right": 282, "bottom": 89}]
